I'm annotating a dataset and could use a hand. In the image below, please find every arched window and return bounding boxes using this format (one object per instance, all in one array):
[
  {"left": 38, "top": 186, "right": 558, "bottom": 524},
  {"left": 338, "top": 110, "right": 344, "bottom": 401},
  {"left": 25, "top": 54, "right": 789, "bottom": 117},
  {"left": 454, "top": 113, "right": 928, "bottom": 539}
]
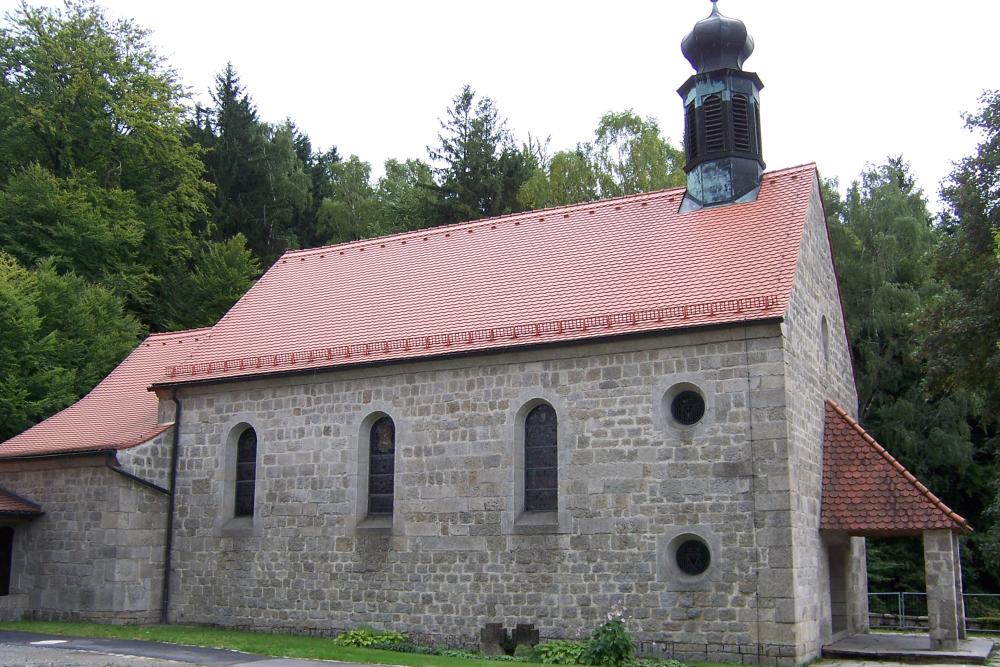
[
  {"left": 234, "top": 427, "right": 257, "bottom": 517},
  {"left": 368, "top": 416, "right": 395, "bottom": 515},
  {"left": 524, "top": 404, "right": 557, "bottom": 512}
]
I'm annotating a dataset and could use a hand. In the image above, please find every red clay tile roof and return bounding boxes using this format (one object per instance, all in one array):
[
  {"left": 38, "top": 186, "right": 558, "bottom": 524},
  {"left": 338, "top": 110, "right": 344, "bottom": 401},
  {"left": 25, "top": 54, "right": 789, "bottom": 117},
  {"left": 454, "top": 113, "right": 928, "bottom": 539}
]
[
  {"left": 0, "top": 485, "right": 43, "bottom": 516},
  {"left": 158, "top": 164, "right": 818, "bottom": 384},
  {"left": 821, "top": 400, "right": 971, "bottom": 534},
  {"left": 0, "top": 328, "right": 209, "bottom": 459}
]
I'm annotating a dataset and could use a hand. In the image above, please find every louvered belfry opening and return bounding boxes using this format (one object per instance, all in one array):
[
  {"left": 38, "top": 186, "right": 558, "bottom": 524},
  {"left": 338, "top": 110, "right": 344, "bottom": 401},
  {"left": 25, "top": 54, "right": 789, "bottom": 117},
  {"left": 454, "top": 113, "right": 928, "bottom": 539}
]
[
  {"left": 702, "top": 95, "right": 724, "bottom": 152},
  {"left": 681, "top": 87, "right": 761, "bottom": 165},
  {"left": 732, "top": 94, "right": 751, "bottom": 152},
  {"left": 678, "top": 1, "right": 765, "bottom": 209}
]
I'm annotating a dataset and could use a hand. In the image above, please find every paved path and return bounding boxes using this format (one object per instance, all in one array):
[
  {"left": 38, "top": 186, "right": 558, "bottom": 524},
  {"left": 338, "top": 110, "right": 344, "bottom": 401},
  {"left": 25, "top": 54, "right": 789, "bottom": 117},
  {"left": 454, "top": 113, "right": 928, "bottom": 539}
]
[{"left": 0, "top": 630, "right": 364, "bottom": 667}]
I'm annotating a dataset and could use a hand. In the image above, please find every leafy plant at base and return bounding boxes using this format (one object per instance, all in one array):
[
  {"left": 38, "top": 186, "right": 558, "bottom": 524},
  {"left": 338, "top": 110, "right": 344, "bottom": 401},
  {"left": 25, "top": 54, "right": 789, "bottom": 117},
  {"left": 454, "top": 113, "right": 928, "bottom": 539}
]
[
  {"left": 581, "top": 618, "right": 634, "bottom": 667},
  {"left": 633, "top": 659, "right": 686, "bottom": 667},
  {"left": 332, "top": 626, "right": 408, "bottom": 647},
  {"left": 535, "top": 639, "right": 591, "bottom": 664}
]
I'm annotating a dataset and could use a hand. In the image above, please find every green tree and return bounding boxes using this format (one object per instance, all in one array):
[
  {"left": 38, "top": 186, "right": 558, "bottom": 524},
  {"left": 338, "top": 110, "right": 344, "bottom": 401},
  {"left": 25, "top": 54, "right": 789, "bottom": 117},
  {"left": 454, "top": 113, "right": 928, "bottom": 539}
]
[
  {"left": 428, "top": 85, "right": 534, "bottom": 223},
  {"left": 288, "top": 126, "right": 340, "bottom": 248},
  {"left": 922, "top": 91, "right": 1000, "bottom": 579},
  {"left": 518, "top": 148, "right": 598, "bottom": 209},
  {"left": 517, "top": 111, "right": 684, "bottom": 209},
  {"left": 374, "top": 158, "right": 438, "bottom": 233},
  {"left": 316, "top": 155, "right": 378, "bottom": 243},
  {"left": 592, "top": 110, "right": 685, "bottom": 197},
  {"left": 0, "top": 1, "right": 210, "bottom": 326},
  {"left": 0, "top": 164, "right": 148, "bottom": 304},
  {"left": 828, "top": 156, "right": 998, "bottom": 591},
  {"left": 0, "top": 252, "right": 142, "bottom": 441},
  {"left": 158, "top": 234, "right": 261, "bottom": 330},
  {"left": 196, "top": 64, "right": 311, "bottom": 263},
  {"left": 32, "top": 260, "right": 144, "bottom": 395}
]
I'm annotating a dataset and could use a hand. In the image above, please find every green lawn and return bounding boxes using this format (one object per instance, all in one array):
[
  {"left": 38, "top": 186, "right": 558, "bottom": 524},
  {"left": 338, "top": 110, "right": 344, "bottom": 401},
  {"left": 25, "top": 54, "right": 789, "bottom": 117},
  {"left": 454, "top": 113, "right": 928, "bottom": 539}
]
[
  {"left": 0, "top": 621, "right": 539, "bottom": 667},
  {"left": 0, "top": 620, "right": 731, "bottom": 667}
]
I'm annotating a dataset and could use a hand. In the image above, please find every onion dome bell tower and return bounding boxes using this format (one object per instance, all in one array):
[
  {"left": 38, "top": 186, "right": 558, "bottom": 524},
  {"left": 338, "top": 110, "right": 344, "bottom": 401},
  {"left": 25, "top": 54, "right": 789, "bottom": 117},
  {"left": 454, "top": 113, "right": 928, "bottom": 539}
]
[{"left": 678, "top": 0, "right": 764, "bottom": 211}]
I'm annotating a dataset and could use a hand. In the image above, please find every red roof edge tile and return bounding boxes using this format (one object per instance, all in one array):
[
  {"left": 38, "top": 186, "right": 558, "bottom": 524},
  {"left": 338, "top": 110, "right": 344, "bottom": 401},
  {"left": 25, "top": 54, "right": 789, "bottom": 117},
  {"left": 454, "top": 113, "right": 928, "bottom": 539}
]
[
  {"left": 0, "top": 484, "right": 44, "bottom": 516},
  {"left": 823, "top": 399, "right": 972, "bottom": 534}
]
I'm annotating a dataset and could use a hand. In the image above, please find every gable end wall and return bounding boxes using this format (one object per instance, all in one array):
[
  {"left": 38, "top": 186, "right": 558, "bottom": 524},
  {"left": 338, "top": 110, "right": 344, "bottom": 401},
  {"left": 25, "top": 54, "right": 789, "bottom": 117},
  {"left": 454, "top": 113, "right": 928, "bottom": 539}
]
[{"left": 781, "top": 175, "right": 860, "bottom": 659}]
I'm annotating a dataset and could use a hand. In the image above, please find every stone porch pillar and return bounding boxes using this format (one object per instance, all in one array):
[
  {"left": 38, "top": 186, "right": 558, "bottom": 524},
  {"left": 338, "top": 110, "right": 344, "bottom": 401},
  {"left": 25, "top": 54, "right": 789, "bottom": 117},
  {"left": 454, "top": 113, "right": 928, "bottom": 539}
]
[
  {"left": 923, "top": 529, "right": 960, "bottom": 650},
  {"left": 847, "top": 536, "right": 869, "bottom": 633},
  {"left": 952, "top": 532, "right": 967, "bottom": 640}
]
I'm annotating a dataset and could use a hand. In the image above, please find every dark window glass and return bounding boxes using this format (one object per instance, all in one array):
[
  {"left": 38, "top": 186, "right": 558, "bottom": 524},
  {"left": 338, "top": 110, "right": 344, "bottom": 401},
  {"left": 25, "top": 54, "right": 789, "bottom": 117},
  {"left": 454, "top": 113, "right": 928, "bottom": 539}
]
[
  {"left": 703, "top": 94, "right": 724, "bottom": 152},
  {"left": 524, "top": 404, "right": 557, "bottom": 511},
  {"left": 0, "top": 526, "right": 13, "bottom": 596},
  {"left": 671, "top": 390, "right": 705, "bottom": 426},
  {"left": 234, "top": 428, "right": 257, "bottom": 517},
  {"left": 368, "top": 417, "right": 395, "bottom": 515},
  {"left": 676, "top": 539, "right": 711, "bottom": 575},
  {"left": 684, "top": 103, "right": 698, "bottom": 161},
  {"left": 732, "top": 94, "right": 751, "bottom": 152}
]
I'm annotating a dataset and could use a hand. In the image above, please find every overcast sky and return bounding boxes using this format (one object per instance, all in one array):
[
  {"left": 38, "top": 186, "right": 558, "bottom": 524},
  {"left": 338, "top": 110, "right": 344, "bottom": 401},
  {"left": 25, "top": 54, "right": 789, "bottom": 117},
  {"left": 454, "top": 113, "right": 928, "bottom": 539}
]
[{"left": 4, "top": 0, "right": 997, "bottom": 213}]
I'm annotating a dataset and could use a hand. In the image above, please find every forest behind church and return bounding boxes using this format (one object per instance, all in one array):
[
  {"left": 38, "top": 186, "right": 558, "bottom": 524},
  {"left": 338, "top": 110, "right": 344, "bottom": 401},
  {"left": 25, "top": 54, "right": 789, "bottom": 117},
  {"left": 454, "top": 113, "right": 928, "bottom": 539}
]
[{"left": 0, "top": 3, "right": 998, "bottom": 595}]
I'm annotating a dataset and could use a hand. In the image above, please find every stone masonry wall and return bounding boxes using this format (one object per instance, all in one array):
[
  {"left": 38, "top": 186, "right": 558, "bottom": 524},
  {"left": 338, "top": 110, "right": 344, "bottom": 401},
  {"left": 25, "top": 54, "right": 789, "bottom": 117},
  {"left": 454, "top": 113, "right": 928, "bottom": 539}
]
[
  {"left": 780, "top": 174, "right": 860, "bottom": 659},
  {"left": 168, "top": 323, "right": 805, "bottom": 664},
  {"left": 0, "top": 455, "right": 167, "bottom": 623},
  {"left": 118, "top": 427, "right": 175, "bottom": 490}
]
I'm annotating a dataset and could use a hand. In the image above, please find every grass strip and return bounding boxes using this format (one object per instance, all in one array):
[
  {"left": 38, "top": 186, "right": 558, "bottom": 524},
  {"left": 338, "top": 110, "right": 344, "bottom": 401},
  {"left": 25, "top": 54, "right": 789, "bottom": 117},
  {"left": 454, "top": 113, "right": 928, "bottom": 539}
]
[
  {"left": 0, "top": 620, "right": 549, "bottom": 667},
  {"left": 0, "top": 620, "right": 731, "bottom": 667}
]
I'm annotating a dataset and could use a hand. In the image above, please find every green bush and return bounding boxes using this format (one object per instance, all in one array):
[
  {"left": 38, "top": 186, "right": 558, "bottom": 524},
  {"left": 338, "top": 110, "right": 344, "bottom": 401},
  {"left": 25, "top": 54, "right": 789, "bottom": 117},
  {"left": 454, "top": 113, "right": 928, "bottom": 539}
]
[
  {"left": 439, "top": 648, "right": 479, "bottom": 659},
  {"left": 368, "top": 641, "right": 439, "bottom": 655},
  {"left": 488, "top": 655, "right": 530, "bottom": 662},
  {"left": 333, "top": 626, "right": 409, "bottom": 647},
  {"left": 535, "top": 639, "right": 591, "bottom": 664},
  {"left": 581, "top": 619, "right": 634, "bottom": 667}
]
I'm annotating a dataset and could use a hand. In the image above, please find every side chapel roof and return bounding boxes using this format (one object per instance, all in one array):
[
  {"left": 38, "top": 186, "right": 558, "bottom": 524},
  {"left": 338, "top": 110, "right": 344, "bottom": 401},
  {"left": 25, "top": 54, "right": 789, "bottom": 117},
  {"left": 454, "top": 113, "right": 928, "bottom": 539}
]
[
  {"left": 0, "top": 328, "right": 208, "bottom": 459},
  {"left": 821, "top": 400, "right": 972, "bottom": 534},
  {"left": 157, "top": 163, "right": 819, "bottom": 385},
  {"left": 0, "top": 485, "right": 43, "bottom": 519}
]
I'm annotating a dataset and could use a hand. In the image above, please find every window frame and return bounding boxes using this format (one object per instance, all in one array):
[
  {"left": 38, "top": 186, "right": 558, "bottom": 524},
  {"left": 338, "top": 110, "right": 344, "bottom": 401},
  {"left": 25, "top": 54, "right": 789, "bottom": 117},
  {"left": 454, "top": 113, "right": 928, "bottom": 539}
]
[
  {"left": 367, "top": 416, "right": 396, "bottom": 516},
  {"left": 233, "top": 426, "right": 257, "bottom": 518},
  {"left": 218, "top": 415, "right": 262, "bottom": 536},
  {"left": 523, "top": 403, "right": 558, "bottom": 513},
  {"left": 504, "top": 394, "right": 570, "bottom": 535}
]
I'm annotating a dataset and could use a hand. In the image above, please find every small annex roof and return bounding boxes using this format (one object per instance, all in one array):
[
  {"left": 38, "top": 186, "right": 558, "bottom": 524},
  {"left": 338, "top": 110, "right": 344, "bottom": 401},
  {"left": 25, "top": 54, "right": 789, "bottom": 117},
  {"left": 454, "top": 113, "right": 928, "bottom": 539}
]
[
  {"left": 0, "top": 485, "right": 43, "bottom": 519},
  {"left": 0, "top": 328, "right": 209, "bottom": 459},
  {"left": 158, "top": 163, "right": 819, "bottom": 385},
  {"left": 821, "top": 400, "right": 971, "bottom": 535}
]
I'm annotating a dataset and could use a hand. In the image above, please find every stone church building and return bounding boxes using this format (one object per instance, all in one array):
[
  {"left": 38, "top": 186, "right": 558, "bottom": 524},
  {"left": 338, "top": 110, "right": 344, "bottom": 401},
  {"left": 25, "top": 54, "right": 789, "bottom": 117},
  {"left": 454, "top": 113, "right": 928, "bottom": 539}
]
[{"left": 0, "top": 4, "right": 973, "bottom": 664}]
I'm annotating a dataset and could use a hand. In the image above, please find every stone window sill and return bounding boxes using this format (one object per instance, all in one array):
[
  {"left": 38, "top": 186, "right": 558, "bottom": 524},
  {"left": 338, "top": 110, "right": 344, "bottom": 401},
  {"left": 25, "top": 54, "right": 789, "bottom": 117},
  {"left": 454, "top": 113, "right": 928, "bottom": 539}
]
[
  {"left": 221, "top": 516, "right": 254, "bottom": 537},
  {"left": 356, "top": 515, "right": 393, "bottom": 535},
  {"left": 512, "top": 510, "right": 560, "bottom": 535}
]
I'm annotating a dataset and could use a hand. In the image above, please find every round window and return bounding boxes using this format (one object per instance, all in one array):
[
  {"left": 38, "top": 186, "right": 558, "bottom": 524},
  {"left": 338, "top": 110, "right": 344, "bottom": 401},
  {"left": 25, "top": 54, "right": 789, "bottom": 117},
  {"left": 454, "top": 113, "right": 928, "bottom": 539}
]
[
  {"left": 671, "top": 390, "right": 705, "bottom": 425},
  {"left": 676, "top": 539, "right": 711, "bottom": 575}
]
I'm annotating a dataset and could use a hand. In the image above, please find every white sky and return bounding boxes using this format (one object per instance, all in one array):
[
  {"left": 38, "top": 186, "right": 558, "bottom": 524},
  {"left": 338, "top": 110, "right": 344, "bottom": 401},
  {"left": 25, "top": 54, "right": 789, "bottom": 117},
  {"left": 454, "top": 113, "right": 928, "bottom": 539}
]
[{"left": 3, "top": 0, "right": 998, "bottom": 213}]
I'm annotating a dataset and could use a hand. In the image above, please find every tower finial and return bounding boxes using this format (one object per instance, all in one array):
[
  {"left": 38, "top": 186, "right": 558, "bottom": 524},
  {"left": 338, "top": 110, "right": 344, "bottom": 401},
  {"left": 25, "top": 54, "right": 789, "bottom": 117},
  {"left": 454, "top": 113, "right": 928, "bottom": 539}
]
[{"left": 678, "top": 1, "right": 765, "bottom": 210}]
